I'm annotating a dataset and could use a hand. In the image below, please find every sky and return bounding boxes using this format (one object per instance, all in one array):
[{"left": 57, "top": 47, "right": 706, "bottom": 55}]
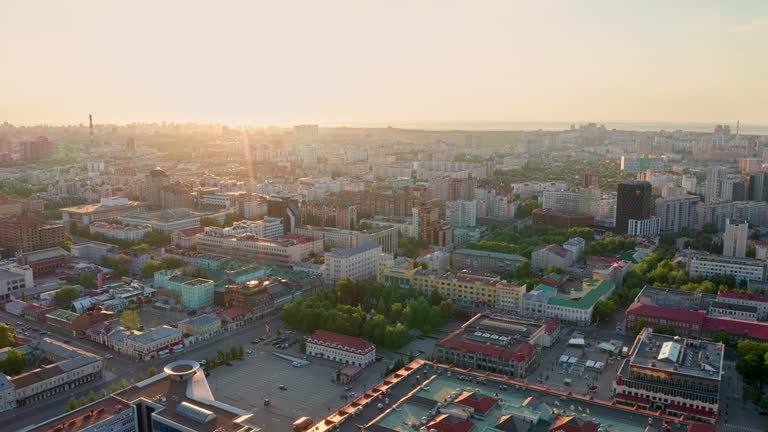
[{"left": 1, "top": 0, "right": 767, "bottom": 127}]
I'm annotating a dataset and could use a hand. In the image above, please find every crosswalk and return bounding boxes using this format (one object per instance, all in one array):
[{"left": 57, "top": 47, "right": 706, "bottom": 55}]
[{"left": 720, "top": 424, "right": 765, "bottom": 432}]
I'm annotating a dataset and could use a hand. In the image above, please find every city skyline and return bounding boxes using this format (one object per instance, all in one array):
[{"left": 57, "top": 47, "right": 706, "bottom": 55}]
[{"left": 2, "top": 0, "right": 768, "bottom": 126}]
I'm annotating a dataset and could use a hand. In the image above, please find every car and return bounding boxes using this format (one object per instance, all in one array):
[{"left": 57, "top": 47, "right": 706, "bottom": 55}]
[
  {"left": 349, "top": 392, "right": 357, "bottom": 398},
  {"left": 345, "top": 386, "right": 353, "bottom": 391},
  {"left": 278, "top": 384, "right": 287, "bottom": 390},
  {"left": 105, "top": 354, "right": 113, "bottom": 359},
  {"left": 292, "top": 362, "right": 300, "bottom": 367},
  {"left": 251, "top": 340, "right": 259, "bottom": 344},
  {"left": 39, "top": 331, "right": 48, "bottom": 335},
  {"left": 63, "top": 339, "right": 71, "bottom": 343}
]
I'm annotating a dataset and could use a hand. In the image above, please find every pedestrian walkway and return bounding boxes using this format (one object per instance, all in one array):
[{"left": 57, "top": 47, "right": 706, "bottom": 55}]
[{"left": 720, "top": 424, "right": 765, "bottom": 432}]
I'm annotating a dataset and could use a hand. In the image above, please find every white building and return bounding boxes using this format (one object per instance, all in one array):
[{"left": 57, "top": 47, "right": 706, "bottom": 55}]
[
  {"left": 301, "top": 143, "right": 319, "bottom": 164},
  {"left": 323, "top": 243, "right": 384, "bottom": 285},
  {"left": 688, "top": 252, "right": 766, "bottom": 283},
  {"left": 716, "top": 290, "right": 768, "bottom": 321},
  {"left": 203, "top": 217, "right": 284, "bottom": 240},
  {"left": 531, "top": 244, "right": 573, "bottom": 271},
  {"left": 445, "top": 200, "right": 477, "bottom": 227},
  {"left": 563, "top": 237, "right": 585, "bottom": 261},
  {"left": 620, "top": 155, "right": 665, "bottom": 173},
  {"left": 595, "top": 195, "right": 617, "bottom": 227},
  {"left": 306, "top": 329, "right": 376, "bottom": 367},
  {"left": 628, "top": 217, "right": 661, "bottom": 237},
  {"left": 0, "top": 262, "right": 33, "bottom": 302},
  {"left": 108, "top": 325, "right": 184, "bottom": 360},
  {"left": 723, "top": 218, "right": 749, "bottom": 257},
  {"left": 681, "top": 174, "right": 698, "bottom": 194},
  {"left": 89, "top": 221, "right": 152, "bottom": 242},
  {"left": 0, "top": 374, "right": 14, "bottom": 412}
]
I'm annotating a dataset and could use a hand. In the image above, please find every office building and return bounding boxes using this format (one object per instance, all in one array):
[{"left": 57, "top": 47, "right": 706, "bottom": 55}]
[
  {"left": 0, "top": 262, "right": 33, "bottom": 302},
  {"left": 542, "top": 190, "right": 579, "bottom": 214},
  {"left": 301, "top": 201, "right": 358, "bottom": 230},
  {"left": 723, "top": 218, "right": 749, "bottom": 257},
  {"left": 413, "top": 205, "right": 439, "bottom": 243},
  {"left": 739, "top": 158, "right": 763, "bottom": 173},
  {"left": 0, "top": 216, "right": 65, "bottom": 257},
  {"left": 581, "top": 173, "right": 600, "bottom": 187},
  {"left": 306, "top": 330, "right": 375, "bottom": 367},
  {"left": 434, "top": 313, "right": 560, "bottom": 378},
  {"left": 522, "top": 280, "right": 616, "bottom": 326},
  {"left": 197, "top": 232, "right": 321, "bottom": 268},
  {"left": 296, "top": 225, "right": 398, "bottom": 254},
  {"left": 563, "top": 237, "right": 585, "bottom": 261},
  {"left": 688, "top": 252, "right": 766, "bottom": 282},
  {"left": 627, "top": 217, "right": 660, "bottom": 237},
  {"left": 450, "top": 249, "right": 527, "bottom": 273},
  {"left": 445, "top": 200, "right": 477, "bottom": 227},
  {"left": 323, "top": 243, "right": 383, "bottom": 285},
  {"left": 748, "top": 171, "right": 768, "bottom": 202},
  {"left": 613, "top": 328, "right": 723, "bottom": 424},
  {"left": 655, "top": 195, "right": 699, "bottom": 233},
  {"left": 616, "top": 181, "right": 651, "bottom": 234}
]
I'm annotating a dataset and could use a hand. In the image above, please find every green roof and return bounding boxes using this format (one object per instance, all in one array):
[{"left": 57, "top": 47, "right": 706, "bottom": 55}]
[
  {"left": 532, "top": 284, "right": 558, "bottom": 294},
  {"left": 547, "top": 279, "right": 615, "bottom": 310}
]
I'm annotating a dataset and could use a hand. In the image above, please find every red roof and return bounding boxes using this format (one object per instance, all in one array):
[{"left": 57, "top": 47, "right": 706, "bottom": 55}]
[
  {"left": 426, "top": 414, "right": 475, "bottom": 432},
  {"left": 751, "top": 240, "right": 768, "bottom": 247},
  {"left": 177, "top": 226, "right": 205, "bottom": 237},
  {"left": 615, "top": 393, "right": 651, "bottom": 405},
  {"left": 22, "top": 303, "right": 47, "bottom": 313},
  {"left": 307, "top": 330, "right": 374, "bottom": 353},
  {"left": 717, "top": 290, "right": 768, "bottom": 303},
  {"left": 437, "top": 330, "right": 535, "bottom": 362},
  {"left": 454, "top": 391, "right": 498, "bottom": 414},
  {"left": 703, "top": 316, "right": 768, "bottom": 340},
  {"left": 221, "top": 306, "right": 251, "bottom": 321},
  {"left": 626, "top": 303, "right": 706, "bottom": 325},
  {"left": 687, "top": 422, "right": 717, "bottom": 432},
  {"left": 549, "top": 415, "right": 599, "bottom": 432},
  {"left": 544, "top": 316, "right": 561, "bottom": 334},
  {"left": 667, "top": 404, "right": 716, "bottom": 419}
]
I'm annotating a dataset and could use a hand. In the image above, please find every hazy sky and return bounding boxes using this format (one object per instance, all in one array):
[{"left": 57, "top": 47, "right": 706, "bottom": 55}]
[{"left": 2, "top": 1, "right": 767, "bottom": 126}]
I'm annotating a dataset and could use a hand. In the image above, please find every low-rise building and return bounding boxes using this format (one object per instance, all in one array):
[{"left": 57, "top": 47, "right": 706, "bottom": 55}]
[
  {"left": 0, "top": 262, "right": 33, "bottom": 302},
  {"left": 434, "top": 313, "right": 560, "bottom": 378},
  {"left": 6, "top": 339, "right": 103, "bottom": 409},
  {"left": 296, "top": 224, "right": 398, "bottom": 254},
  {"left": 613, "top": 328, "right": 723, "bottom": 424},
  {"left": 89, "top": 221, "right": 152, "bottom": 241},
  {"left": 306, "top": 329, "right": 375, "bottom": 367},
  {"left": 61, "top": 197, "right": 149, "bottom": 226},
  {"left": 70, "top": 240, "right": 119, "bottom": 262},
  {"left": 196, "top": 232, "right": 322, "bottom": 267},
  {"left": 16, "top": 247, "right": 71, "bottom": 276},
  {"left": 562, "top": 237, "right": 585, "bottom": 261},
  {"left": 531, "top": 244, "right": 573, "bottom": 271},
  {"left": 450, "top": 248, "right": 527, "bottom": 273},
  {"left": 522, "top": 279, "right": 616, "bottom": 326},
  {"left": 108, "top": 325, "right": 184, "bottom": 360},
  {"left": 170, "top": 226, "right": 205, "bottom": 249},
  {"left": 716, "top": 290, "right": 768, "bottom": 321},
  {"left": 153, "top": 270, "right": 215, "bottom": 309},
  {"left": 178, "top": 314, "right": 222, "bottom": 336}
]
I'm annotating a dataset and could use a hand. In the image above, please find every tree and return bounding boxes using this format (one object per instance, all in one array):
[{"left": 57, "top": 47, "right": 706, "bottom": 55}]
[
  {"left": 120, "top": 310, "right": 141, "bottom": 331},
  {"left": 138, "top": 371, "right": 145, "bottom": 381},
  {"left": 0, "top": 324, "right": 15, "bottom": 348},
  {"left": 79, "top": 396, "right": 88, "bottom": 407},
  {"left": 515, "top": 260, "right": 532, "bottom": 279},
  {"left": 593, "top": 300, "right": 617, "bottom": 324},
  {"left": 88, "top": 390, "right": 97, "bottom": 403},
  {"left": 711, "top": 331, "right": 730, "bottom": 346},
  {"left": 0, "top": 348, "right": 26, "bottom": 375},
  {"left": 66, "top": 397, "right": 78, "bottom": 412},
  {"left": 78, "top": 272, "right": 98, "bottom": 289},
  {"left": 159, "top": 255, "right": 187, "bottom": 270},
  {"left": 100, "top": 389, "right": 108, "bottom": 398},
  {"left": 148, "top": 366, "right": 157, "bottom": 377},
  {"left": 200, "top": 217, "right": 222, "bottom": 227},
  {"left": 143, "top": 230, "right": 171, "bottom": 247},
  {"left": 140, "top": 260, "right": 164, "bottom": 279},
  {"left": 55, "top": 285, "right": 81, "bottom": 309}
]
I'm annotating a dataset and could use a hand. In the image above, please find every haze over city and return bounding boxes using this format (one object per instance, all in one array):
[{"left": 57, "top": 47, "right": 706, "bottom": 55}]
[
  {"left": 2, "top": 2, "right": 768, "bottom": 432},
  {"left": 2, "top": 0, "right": 768, "bottom": 127}
]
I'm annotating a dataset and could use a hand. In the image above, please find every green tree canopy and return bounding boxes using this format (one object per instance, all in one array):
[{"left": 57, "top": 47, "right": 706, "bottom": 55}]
[
  {"left": 55, "top": 285, "right": 81, "bottom": 309},
  {"left": 120, "top": 310, "right": 141, "bottom": 331}
]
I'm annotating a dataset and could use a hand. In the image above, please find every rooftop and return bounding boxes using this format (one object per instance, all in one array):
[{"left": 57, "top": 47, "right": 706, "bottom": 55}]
[
  {"left": 326, "top": 242, "right": 382, "bottom": 258},
  {"left": 307, "top": 329, "right": 375, "bottom": 353},
  {"left": 628, "top": 330, "right": 724, "bottom": 381},
  {"left": 452, "top": 248, "right": 527, "bottom": 261},
  {"left": 437, "top": 314, "right": 540, "bottom": 362},
  {"left": 61, "top": 200, "right": 146, "bottom": 215}
]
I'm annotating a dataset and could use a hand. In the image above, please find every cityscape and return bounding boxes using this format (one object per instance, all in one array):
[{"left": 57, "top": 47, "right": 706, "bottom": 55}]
[{"left": 1, "top": 2, "right": 768, "bottom": 432}]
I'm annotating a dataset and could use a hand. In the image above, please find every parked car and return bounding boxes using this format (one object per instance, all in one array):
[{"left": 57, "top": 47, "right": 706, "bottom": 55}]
[
  {"left": 278, "top": 384, "right": 287, "bottom": 390},
  {"left": 105, "top": 354, "right": 114, "bottom": 359}
]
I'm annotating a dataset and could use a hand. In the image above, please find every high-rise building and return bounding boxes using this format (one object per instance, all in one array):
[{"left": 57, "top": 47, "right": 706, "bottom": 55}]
[
  {"left": 723, "top": 218, "right": 749, "bottom": 257},
  {"left": 681, "top": 174, "right": 698, "bottom": 194},
  {"left": 719, "top": 177, "right": 746, "bottom": 202},
  {"left": 739, "top": 158, "right": 763, "bottom": 174},
  {"left": 747, "top": 171, "right": 768, "bottom": 202},
  {"left": 703, "top": 166, "right": 728, "bottom": 202},
  {"left": 616, "top": 181, "right": 651, "bottom": 234},
  {"left": 145, "top": 167, "right": 169, "bottom": 207},
  {"left": 445, "top": 200, "right": 477, "bottom": 228},
  {"left": 620, "top": 155, "right": 665, "bottom": 173},
  {"left": 655, "top": 195, "right": 699, "bottom": 233},
  {"left": 413, "top": 205, "right": 439, "bottom": 243}
]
